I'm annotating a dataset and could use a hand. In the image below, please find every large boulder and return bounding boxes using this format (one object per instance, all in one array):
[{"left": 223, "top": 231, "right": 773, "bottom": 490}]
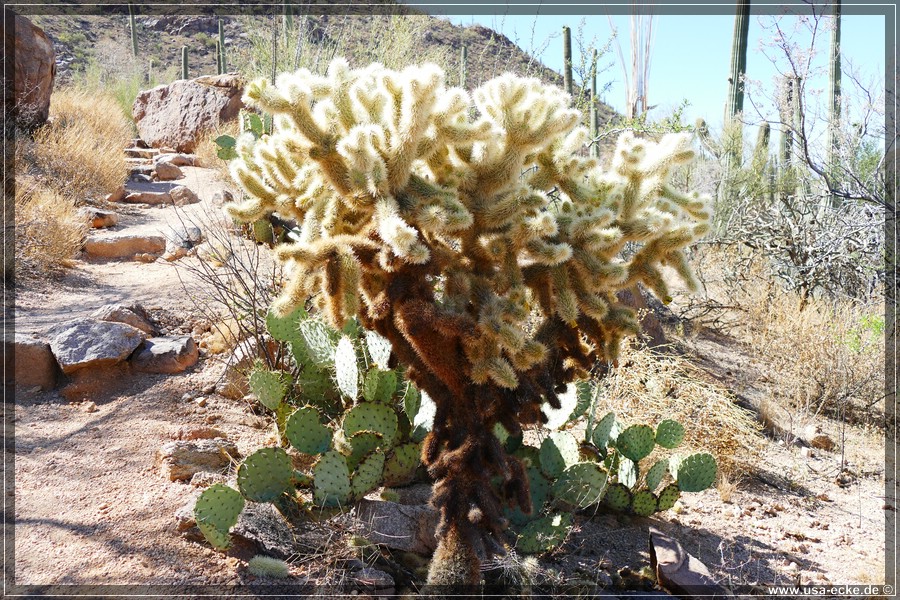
[
  {"left": 132, "top": 74, "right": 244, "bottom": 152},
  {"left": 5, "top": 12, "right": 56, "bottom": 129},
  {"left": 50, "top": 319, "right": 147, "bottom": 375}
]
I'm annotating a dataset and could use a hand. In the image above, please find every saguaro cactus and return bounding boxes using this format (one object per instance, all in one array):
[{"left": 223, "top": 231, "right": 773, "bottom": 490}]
[
  {"left": 181, "top": 45, "right": 188, "bottom": 80},
  {"left": 128, "top": 4, "right": 138, "bottom": 58},
  {"left": 225, "top": 60, "right": 710, "bottom": 586},
  {"left": 218, "top": 18, "right": 227, "bottom": 74},
  {"left": 562, "top": 25, "right": 573, "bottom": 99},
  {"left": 590, "top": 48, "right": 599, "bottom": 158},
  {"left": 827, "top": 0, "right": 842, "bottom": 206},
  {"left": 459, "top": 45, "right": 468, "bottom": 89}
]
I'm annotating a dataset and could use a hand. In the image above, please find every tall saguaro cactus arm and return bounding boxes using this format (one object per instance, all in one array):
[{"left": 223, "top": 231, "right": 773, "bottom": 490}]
[
  {"left": 226, "top": 60, "right": 710, "bottom": 585},
  {"left": 725, "top": 0, "right": 750, "bottom": 121}
]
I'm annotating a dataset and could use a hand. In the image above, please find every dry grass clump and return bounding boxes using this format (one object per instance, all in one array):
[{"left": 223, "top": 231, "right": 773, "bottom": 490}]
[
  {"left": 593, "top": 342, "right": 763, "bottom": 479},
  {"left": 193, "top": 120, "right": 241, "bottom": 184},
  {"left": 17, "top": 87, "right": 130, "bottom": 203},
  {"left": 14, "top": 177, "right": 88, "bottom": 278}
]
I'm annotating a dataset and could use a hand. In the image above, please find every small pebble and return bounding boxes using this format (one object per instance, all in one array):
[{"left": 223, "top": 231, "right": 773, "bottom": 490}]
[
  {"left": 83, "top": 402, "right": 98, "bottom": 413},
  {"left": 195, "top": 397, "right": 207, "bottom": 407}
]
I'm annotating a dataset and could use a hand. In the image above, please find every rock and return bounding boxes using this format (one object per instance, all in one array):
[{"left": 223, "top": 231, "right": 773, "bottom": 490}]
[
  {"left": 125, "top": 147, "right": 159, "bottom": 160},
  {"left": 649, "top": 527, "right": 734, "bottom": 598},
  {"left": 156, "top": 438, "right": 240, "bottom": 481},
  {"left": 60, "top": 363, "right": 132, "bottom": 402},
  {"left": 354, "top": 498, "right": 440, "bottom": 555},
  {"left": 120, "top": 191, "right": 172, "bottom": 205},
  {"left": 349, "top": 567, "right": 394, "bottom": 593},
  {"left": 83, "top": 232, "right": 166, "bottom": 259},
  {"left": 169, "top": 185, "right": 200, "bottom": 206},
  {"left": 78, "top": 207, "right": 119, "bottom": 229},
  {"left": 132, "top": 74, "right": 245, "bottom": 152},
  {"left": 154, "top": 160, "right": 183, "bottom": 181},
  {"left": 5, "top": 334, "right": 59, "bottom": 390},
  {"left": 176, "top": 426, "right": 227, "bottom": 441},
  {"left": 211, "top": 189, "right": 234, "bottom": 206},
  {"left": 154, "top": 153, "right": 196, "bottom": 167},
  {"left": 6, "top": 14, "right": 56, "bottom": 129},
  {"left": 165, "top": 224, "right": 203, "bottom": 256},
  {"left": 104, "top": 185, "right": 127, "bottom": 203},
  {"left": 82, "top": 401, "right": 98, "bottom": 413},
  {"left": 230, "top": 502, "right": 298, "bottom": 558},
  {"left": 50, "top": 319, "right": 147, "bottom": 375},
  {"left": 131, "top": 336, "right": 199, "bottom": 374},
  {"left": 91, "top": 303, "right": 158, "bottom": 335},
  {"left": 804, "top": 425, "right": 836, "bottom": 451},
  {"left": 189, "top": 472, "right": 228, "bottom": 488}
]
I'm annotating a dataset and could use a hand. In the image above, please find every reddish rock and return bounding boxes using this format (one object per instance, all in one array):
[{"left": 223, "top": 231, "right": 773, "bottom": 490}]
[
  {"left": 156, "top": 439, "right": 240, "bottom": 482},
  {"left": 132, "top": 74, "right": 244, "bottom": 152},
  {"left": 6, "top": 13, "right": 56, "bottom": 129},
  {"left": 154, "top": 160, "right": 183, "bottom": 181},
  {"left": 83, "top": 232, "right": 166, "bottom": 259},
  {"left": 6, "top": 334, "right": 59, "bottom": 390}
]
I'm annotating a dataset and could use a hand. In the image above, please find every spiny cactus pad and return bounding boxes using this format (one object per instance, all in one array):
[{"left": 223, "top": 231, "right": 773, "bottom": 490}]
[
  {"left": 335, "top": 336, "right": 360, "bottom": 400},
  {"left": 572, "top": 380, "right": 595, "bottom": 423},
  {"left": 617, "top": 456, "right": 638, "bottom": 489},
  {"left": 249, "top": 369, "right": 290, "bottom": 410},
  {"left": 350, "top": 450, "right": 386, "bottom": 500},
  {"left": 365, "top": 329, "right": 393, "bottom": 371},
  {"left": 506, "top": 466, "right": 551, "bottom": 526},
  {"left": 539, "top": 431, "right": 580, "bottom": 479},
  {"left": 631, "top": 490, "right": 658, "bottom": 517},
  {"left": 603, "top": 483, "right": 632, "bottom": 512},
  {"left": 237, "top": 447, "right": 295, "bottom": 503},
  {"left": 345, "top": 431, "right": 384, "bottom": 471},
  {"left": 299, "top": 319, "right": 336, "bottom": 369},
  {"left": 342, "top": 403, "right": 398, "bottom": 448},
  {"left": 363, "top": 368, "right": 396, "bottom": 403},
  {"left": 266, "top": 305, "right": 307, "bottom": 343},
  {"left": 655, "top": 419, "right": 686, "bottom": 449},
  {"left": 551, "top": 462, "right": 609, "bottom": 509},
  {"left": 657, "top": 483, "right": 681, "bottom": 511},
  {"left": 615, "top": 424, "right": 656, "bottom": 462},
  {"left": 645, "top": 458, "right": 669, "bottom": 493},
  {"left": 285, "top": 406, "right": 332, "bottom": 455},
  {"left": 515, "top": 512, "right": 573, "bottom": 555},
  {"left": 402, "top": 384, "right": 421, "bottom": 421},
  {"left": 382, "top": 442, "right": 421, "bottom": 487},
  {"left": 591, "top": 412, "right": 617, "bottom": 449},
  {"left": 313, "top": 450, "right": 352, "bottom": 507},
  {"left": 298, "top": 365, "right": 334, "bottom": 407},
  {"left": 194, "top": 483, "right": 245, "bottom": 550},
  {"left": 674, "top": 452, "right": 717, "bottom": 492}
]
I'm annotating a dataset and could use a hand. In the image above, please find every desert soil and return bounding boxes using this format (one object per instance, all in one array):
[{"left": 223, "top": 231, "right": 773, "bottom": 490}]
[{"left": 10, "top": 160, "right": 890, "bottom": 596}]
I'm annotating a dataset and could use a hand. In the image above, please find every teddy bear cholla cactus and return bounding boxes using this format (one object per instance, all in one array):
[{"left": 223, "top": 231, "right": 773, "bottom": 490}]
[{"left": 226, "top": 58, "right": 710, "bottom": 585}]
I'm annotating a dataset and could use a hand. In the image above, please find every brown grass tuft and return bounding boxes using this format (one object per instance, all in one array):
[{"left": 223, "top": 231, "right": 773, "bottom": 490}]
[
  {"left": 193, "top": 121, "right": 241, "bottom": 185},
  {"left": 592, "top": 342, "right": 763, "bottom": 479}
]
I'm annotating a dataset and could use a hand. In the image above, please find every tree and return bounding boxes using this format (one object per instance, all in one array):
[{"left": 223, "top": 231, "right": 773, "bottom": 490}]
[{"left": 225, "top": 59, "right": 710, "bottom": 586}]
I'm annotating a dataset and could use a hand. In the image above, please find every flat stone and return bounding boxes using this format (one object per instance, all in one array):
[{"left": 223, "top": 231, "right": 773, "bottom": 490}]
[
  {"left": 79, "top": 207, "right": 119, "bottom": 229},
  {"left": 50, "top": 319, "right": 147, "bottom": 375},
  {"left": 649, "top": 526, "right": 733, "bottom": 598},
  {"left": 169, "top": 185, "right": 199, "bottom": 206},
  {"left": 156, "top": 438, "right": 240, "bottom": 482},
  {"left": 154, "top": 160, "right": 183, "bottom": 181},
  {"left": 120, "top": 191, "right": 172, "bottom": 205},
  {"left": 350, "top": 567, "right": 394, "bottom": 591},
  {"left": 104, "top": 185, "right": 127, "bottom": 203},
  {"left": 176, "top": 426, "right": 228, "bottom": 441},
  {"left": 154, "top": 153, "right": 196, "bottom": 167},
  {"left": 125, "top": 147, "right": 159, "bottom": 159},
  {"left": 91, "top": 303, "right": 158, "bottom": 335},
  {"left": 83, "top": 232, "right": 166, "bottom": 259},
  {"left": 6, "top": 334, "right": 59, "bottom": 390},
  {"left": 354, "top": 498, "right": 439, "bottom": 555},
  {"left": 131, "top": 336, "right": 199, "bottom": 374}
]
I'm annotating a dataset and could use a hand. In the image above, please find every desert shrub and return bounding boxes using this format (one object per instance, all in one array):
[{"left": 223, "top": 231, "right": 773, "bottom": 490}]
[{"left": 17, "top": 87, "right": 130, "bottom": 203}]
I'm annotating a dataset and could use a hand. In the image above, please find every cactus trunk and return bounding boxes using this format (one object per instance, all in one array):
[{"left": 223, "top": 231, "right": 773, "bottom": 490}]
[
  {"left": 590, "top": 49, "right": 598, "bottom": 158},
  {"left": 283, "top": 1, "right": 293, "bottom": 33},
  {"left": 181, "top": 45, "right": 188, "bottom": 80},
  {"left": 218, "top": 19, "right": 227, "bottom": 74},
  {"left": 459, "top": 45, "right": 468, "bottom": 89},
  {"left": 725, "top": 0, "right": 750, "bottom": 169},
  {"left": 562, "top": 26, "right": 573, "bottom": 100},
  {"left": 827, "top": 0, "right": 842, "bottom": 207},
  {"left": 128, "top": 4, "right": 138, "bottom": 58}
]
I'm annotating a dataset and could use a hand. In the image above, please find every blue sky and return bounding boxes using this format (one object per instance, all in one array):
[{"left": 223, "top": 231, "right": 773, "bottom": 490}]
[{"left": 435, "top": 9, "right": 888, "bottom": 136}]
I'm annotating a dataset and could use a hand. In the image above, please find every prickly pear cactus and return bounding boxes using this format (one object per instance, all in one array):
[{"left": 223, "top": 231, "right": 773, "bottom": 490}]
[
  {"left": 194, "top": 483, "right": 245, "bottom": 550},
  {"left": 631, "top": 490, "right": 658, "bottom": 517},
  {"left": 285, "top": 406, "right": 332, "bottom": 455},
  {"left": 645, "top": 458, "right": 669, "bottom": 493},
  {"left": 616, "top": 424, "right": 656, "bottom": 462},
  {"left": 313, "top": 450, "right": 352, "bottom": 507},
  {"left": 382, "top": 442, "right": 421, "bottom": 487},
  {"left": 342, "top": 403, "right": 399, "bottom": 447},
  {"left": 591, "top": 411, "right": 617, "bottom": 449},
  {"left": 657, "top": 483, "right": 681, "bottom": 511},
  {"left": 344, "top": 431, "right": 384, "bottom": 471},
  {"left": 655, "top": 419, "right": 685, "bottom": 449},
  {"left": 551, "top": 462, "right": 609, "bottom": 509},
  {"left": 237, "top": 447, "right": 295, "bottom": 502},
  {"left": 299, "top": 319, "right": 337, "bottom": 369},
  {"left": 365, "top": 330, "right": 393, "bottom": 371},
  {"left": 350, "top": 450, "right": 386, "bottom": 500},
  {"left": 249, "top": 368, "right": 290, "bottom": 410},
  {"left": 604, "top": 482, "right": 632, "bottom": 512},
  {"left": 539, "top": 431, "right": 580, "bottom": 479},
  {"left": 335, "top": 336, "right": 360, "bottom": 400},
  {"left": 673, "top": 452, "right": 717, "bottom": 492},
  {"left": 515, "top": 512, "right": 573, "bottom": 555}
]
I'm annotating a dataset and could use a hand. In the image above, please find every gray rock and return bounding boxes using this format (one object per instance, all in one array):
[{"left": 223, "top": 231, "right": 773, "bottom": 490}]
[
  {"left": 6, "top": 334, "right": 59, "bottom": 390},
  {"left": 131, "top": 336, "right": 199, "bottom": 374},
  {"left": 211, "top": 189, "right": 234, "bottom": 206},
  {"left": 354, "top": 498, "right": 439, "bottom": 555},
  {"left": 154, "top": 153, "right": 197, "bottom": 167},
  {"left": 156, "top": 438, "right": 240, "bottom": 482},
  {"left": 231, "top": 502, "right": 298, "bottom": 558},
  {"left": 50, "top": 319, "right": 147, "bottom": 375},
  {"left": 164, "top": 225, "right": 203, "bottom": 261},
  {"left": 132, "top": 74, "right": 244, "bottom": 152},
  {"left": 91, "top": 303, "right": 158, "bottom": 335},
  {"left": 83, "top": 232, "right": 166, "bottom": 259},
  {"left": 350, "top": 567, "right": 395, "bottom": 592},
  {"left": 154, "top": 160, "right": 184, "bottom": 181},
  {"left": 169, "top": 185, "right": 200, "bottom": 206}
]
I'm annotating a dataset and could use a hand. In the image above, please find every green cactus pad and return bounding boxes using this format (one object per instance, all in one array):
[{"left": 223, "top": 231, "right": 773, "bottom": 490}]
[
  {"left": 542, "top": 383, "right": 580, "bottom": 430},
  {"left": 657, "top": 483, "right": 681, "bottom": 511},
  {"left": 572, "top": 380, "right": 595, "bottom": 422},
  {"left": 551, "top": 462, "right": 609, "bottom": 509},
  {"left": 237, "top": 447, "right": 294, "bottom": 503},
  {"left": 334, "top": 336, "right": 360, "bottom": 400},
  {"left": 382, "top": 442, "right": 421, "bottom": 487},
  {"left": 350, "top": 450, "right": 386, "bottom": 500},
  {"left": 285, "top": 406, "right": 332, "bottom": 455},
  {"left": 194, "top": 483, "right": 245, "bottom": 550},
  {"left": 513, "top": 444, "right": 541, "bottom": 469},
  {"left": 345, "top": 431, "right": 384, "bottom": 471},
  {"left": 365, "top": 329, "right": 393, "bottom": 370},
  {"left": 631, "top": 490, "right": 658, "bottom": 517},
  {"left": 655, "top": 419, "right": 686, "bottom": 449},
  {"left": 292, "top": 470, "right": 313, "bottom": 487},
  {"left": 342, "top": 403, "right": 398, "bottom": 447},
  {"left": 249, "top": 369, "right": 290, "bottom": 410},
  {"left": 515, "top": 512, "right": 573, "bottom": 555},
  {"left": 645, "top": 458, "right": 669, "bottom": 492},
  {"left": 313, "top": 450, "right": 352, "bottom": 507},
  {"left": 265, "top": 305, "right": 307, "bottom": 343},
  {"left": 402, "top": 383, "right": 421, "bottom": 421},
  {"left": 363, "top": 369, "right": 396, "bottom": 403},
  {"left": 616, "top": 424, "right": 656, "bottom": 462},
  {"left": 591, "top": 412, "right": 617, "bottom": 449},
  {"left": 298, "top": 364, "right": 334, "bottom": 405},
  {"left": 506, "top": 465, "right": 551, "bottom": 526},
  {"left": 299, "top": 319, "right": 337, "bottom": 369},
  {"left": 617, "top": 456, "right": 638, "bottom": 489},
  {"left": 674, "top": 452, "right": 717, "bottom": 492},
  {"left": 603, "top": 483, "right": 632, "bottom": 512},
  {"left": 539, "top": 431, "right": 580, "bottom": 479}
]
